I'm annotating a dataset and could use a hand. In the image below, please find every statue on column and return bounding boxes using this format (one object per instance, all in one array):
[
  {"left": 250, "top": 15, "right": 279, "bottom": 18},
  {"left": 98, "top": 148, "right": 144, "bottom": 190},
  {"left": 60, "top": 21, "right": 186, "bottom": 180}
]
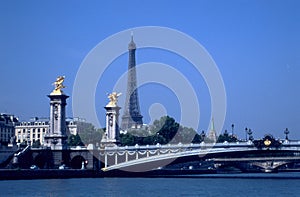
[
  {"left": 51, "top": 76, "right": 66, "bottom": 95},
  {"left": 102, "top": 92, "right": 121, "bottom": 146},
  {"left": 106, "top": 92, "right": 122, "bottom": 107}
]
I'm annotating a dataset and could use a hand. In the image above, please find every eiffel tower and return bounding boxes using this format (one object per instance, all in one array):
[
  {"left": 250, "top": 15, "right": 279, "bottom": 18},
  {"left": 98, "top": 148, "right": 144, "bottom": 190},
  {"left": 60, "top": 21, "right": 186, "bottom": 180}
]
[{"left": 121, "top": 35, "right": 143, "bottom": 130}]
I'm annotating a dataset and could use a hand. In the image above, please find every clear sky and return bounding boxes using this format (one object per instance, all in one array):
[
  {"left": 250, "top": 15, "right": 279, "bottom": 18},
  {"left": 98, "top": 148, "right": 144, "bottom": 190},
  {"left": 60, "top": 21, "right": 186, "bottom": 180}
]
[{"left": 1, "top": 0, "right": 299, "bottom": 140}]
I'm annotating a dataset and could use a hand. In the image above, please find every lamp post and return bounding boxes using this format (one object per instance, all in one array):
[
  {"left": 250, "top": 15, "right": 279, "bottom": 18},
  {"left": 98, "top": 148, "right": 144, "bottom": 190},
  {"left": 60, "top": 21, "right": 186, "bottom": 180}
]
[
  {"left": 200, "top": 130, "right": 206, "bottom": 142},
  {"left": 245, "top": 127, "right": 248, "bottom": 141},
  {"left": 224, "top": 129, "right": 228, "bottom": 136},
  {"left": 284, "top": 128, "right": 289, "bottom": 140},
  {"left": 248, "top": 129, "right": 253, "bottom": 141},
  {"left": 154, "top": 132, "right": 159, "bottom": 145}
]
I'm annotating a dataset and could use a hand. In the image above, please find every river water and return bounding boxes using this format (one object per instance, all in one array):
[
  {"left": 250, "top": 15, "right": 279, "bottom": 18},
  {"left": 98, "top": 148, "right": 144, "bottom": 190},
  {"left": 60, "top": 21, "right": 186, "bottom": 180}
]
[{"left": 1, "top": 173, "right": 300, "bottom": 197}]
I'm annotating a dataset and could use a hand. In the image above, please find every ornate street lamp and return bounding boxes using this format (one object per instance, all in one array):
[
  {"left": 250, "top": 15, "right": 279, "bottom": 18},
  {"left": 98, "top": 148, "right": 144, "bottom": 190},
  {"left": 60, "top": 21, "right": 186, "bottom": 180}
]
[
  {"left": 284, "top": 128, "right": 289, "bottom": 140},
  {"left": 200, "top": 130, "right": 206, "bottom": 142},
  {"left": 248, "top": 129, "right": 253, "bottom": 141},
  {"left": 224, "top": 129, "right": 229, "bottom": 136}
]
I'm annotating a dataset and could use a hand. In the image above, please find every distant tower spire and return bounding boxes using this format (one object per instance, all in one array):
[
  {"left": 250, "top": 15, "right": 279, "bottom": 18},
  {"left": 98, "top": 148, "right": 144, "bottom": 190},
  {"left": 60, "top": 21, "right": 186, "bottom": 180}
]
[
  {"left": 131, "top": 31, "right": 133, "bottom": 40},
  {"left": 128, "top": 31, "right": 136, "bottom": 50},
  {"left": 210, "top": 117, "right": 215, "bottom": 131},
  {"left": 121, "top": 35, "right": 143, "bottom": 130},
  {"left": 207, "top": 117, "right": 217, "bottom": 142}
]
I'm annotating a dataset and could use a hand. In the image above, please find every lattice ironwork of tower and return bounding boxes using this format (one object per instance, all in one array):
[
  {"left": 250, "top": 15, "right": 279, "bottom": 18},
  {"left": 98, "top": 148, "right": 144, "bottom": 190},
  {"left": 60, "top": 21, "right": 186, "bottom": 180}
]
[{"left": 121, "top": 36, "right": 143, "bottom": 130}]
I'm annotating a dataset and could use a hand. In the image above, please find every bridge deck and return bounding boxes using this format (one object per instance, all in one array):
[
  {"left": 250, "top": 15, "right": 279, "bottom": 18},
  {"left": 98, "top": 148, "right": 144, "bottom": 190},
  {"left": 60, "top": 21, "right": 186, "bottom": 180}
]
[{"left": 101, "top": 141, "right": 300, "bottom": 172}]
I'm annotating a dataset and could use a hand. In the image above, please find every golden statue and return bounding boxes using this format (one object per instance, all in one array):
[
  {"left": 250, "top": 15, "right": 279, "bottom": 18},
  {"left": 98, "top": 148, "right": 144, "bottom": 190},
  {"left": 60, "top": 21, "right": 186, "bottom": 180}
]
[
  {"left": 106, "top": 92, "right": 122, "bottom": 107},
  {"left": 264, "top": 139, "right": 271, "bottom": 146},
  {"left": 51, "top": 76, "right": 66, "bottom": 95}
]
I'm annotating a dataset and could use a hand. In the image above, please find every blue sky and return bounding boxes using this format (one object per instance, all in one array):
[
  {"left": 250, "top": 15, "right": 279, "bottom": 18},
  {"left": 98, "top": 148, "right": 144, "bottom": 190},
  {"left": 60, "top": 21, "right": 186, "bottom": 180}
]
[{"left": 0, "top": 0, "right": 299, "bottom": 140}]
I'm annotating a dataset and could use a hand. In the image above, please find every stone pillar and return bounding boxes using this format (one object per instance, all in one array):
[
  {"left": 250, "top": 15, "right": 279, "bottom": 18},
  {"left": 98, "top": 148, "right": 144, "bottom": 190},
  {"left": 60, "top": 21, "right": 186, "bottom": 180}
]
[
  {"left": 44, "top": 76, "right": 69, "bottom": 150},
  {"left": 44, "top": 94, "right": 69, "bottom": 150},
  {"left": 101, "top": 106, "right": 121, "bottom": 146}
]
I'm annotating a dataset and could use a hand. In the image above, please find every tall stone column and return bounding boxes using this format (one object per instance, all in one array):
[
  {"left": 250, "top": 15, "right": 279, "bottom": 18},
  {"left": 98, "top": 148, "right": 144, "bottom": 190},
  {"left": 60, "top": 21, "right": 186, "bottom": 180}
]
[
  {"left": 44, "top": 76, "right": 68, "bottom": 150},
  {"left": 101, "top": 92, "right": 121, "bottom": 146}
]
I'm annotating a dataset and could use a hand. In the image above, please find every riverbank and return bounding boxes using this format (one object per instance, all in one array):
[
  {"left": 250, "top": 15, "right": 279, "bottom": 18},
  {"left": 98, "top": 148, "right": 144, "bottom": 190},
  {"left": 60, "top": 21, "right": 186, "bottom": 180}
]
[
  {"left": 0, "top": 169, "right": 217, "bottom": 180},
  {"left": 1, "top": 168, "right": 300, "bottom": 180},
  {"left": 0, "top": 169, "right": 102, "bottom": 180}
]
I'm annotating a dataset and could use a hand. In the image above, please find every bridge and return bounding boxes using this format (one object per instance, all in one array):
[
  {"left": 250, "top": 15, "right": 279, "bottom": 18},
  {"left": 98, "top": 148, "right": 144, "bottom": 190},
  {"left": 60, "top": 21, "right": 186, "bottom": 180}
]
[
  {"left": 100, "top": 136, "right": 300, "bottom": 173},
  {"left": 4, "top": 135, "right": 300, "bottom": 174}
]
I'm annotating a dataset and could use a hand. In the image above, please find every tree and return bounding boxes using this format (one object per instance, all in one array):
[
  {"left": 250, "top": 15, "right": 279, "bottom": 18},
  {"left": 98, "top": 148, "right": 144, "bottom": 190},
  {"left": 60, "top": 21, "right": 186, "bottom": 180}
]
[
  {"left": 120, "top": 133, "right": 136, "bottom": 146},
  {"left": 174, "top": 126, "right": 198, "bottom": 144},
  {"left": 120, "top": 116, "right": 198, "bottom": 146},
  {"left": 32, "top": 140, "right": 41, "bottom": 148},
  {"left": 68, "top": 134, "right": 84, "bottom": 146},
  {"left": 78, "top": 123, "right": 104, "bottom": 145},
  {"left": 217, "top": 130, "right": 238, "bottom": 143},
  {"left": 151, "top": 116, "right": 179, "bottom": 144},
  {"left": 192, "top": 133, "right": 202, "bottom": 143}
]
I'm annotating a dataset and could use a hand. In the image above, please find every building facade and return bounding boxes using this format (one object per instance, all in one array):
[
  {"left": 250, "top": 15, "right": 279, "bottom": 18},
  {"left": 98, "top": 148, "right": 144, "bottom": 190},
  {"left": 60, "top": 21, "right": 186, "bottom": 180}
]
[
  {"left": 15, "top": 117, "right": 90, "bottom": 146},
  {"left": 0, "top": 113, "right": 19, "bottom": 144},
  {"left": 15, "top": 118, "right": 49, "bottom": 146}
]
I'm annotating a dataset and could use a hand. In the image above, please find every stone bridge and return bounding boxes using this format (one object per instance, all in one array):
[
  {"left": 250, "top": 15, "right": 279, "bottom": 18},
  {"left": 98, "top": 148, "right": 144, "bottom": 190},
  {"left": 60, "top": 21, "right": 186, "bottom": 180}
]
[
  {"left": 12, "top": 145, "right": 99, "bottom": 170},
  {"left": 8, "top": 136, "right": 300, "bottom": 173}
]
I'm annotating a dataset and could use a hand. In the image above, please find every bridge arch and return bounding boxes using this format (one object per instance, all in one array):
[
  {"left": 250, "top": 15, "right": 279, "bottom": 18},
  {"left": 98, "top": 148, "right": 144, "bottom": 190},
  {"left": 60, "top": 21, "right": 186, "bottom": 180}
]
[
  {"left": 70, "top": 155, "right": 87, "bottom": 169},
  {"left": 33, "top": 154, "right": 47, "bottom": 169}
]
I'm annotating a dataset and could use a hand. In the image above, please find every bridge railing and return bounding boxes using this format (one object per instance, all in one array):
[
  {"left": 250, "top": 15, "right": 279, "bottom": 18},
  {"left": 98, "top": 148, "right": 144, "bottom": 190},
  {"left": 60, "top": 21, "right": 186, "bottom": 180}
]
[{"left": 102, "top": 141, "right": 255, "bottom": 152}]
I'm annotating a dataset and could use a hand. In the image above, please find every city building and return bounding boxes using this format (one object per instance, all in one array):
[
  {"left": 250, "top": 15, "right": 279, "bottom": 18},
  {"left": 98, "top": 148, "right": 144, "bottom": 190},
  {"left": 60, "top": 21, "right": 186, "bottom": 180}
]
[
  {"left": 15, "top": 117, "right": 91, "bottom": 146},
  {"left": 0, "top": 113, "right": 19, "bottom": 144},
  {"left": 15, "top": 117, "right": 49, "bottom": 146}
]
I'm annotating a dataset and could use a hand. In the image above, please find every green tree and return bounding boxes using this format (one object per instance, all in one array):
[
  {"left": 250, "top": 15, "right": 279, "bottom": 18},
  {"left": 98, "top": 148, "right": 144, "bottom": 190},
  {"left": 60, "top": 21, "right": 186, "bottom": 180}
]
[
  {"left": 119, "top": 116, "right": 202, "bottom": 146},
  {"left": 151, "top": 116, "right": 179, "bottom": 143},
  {"left": 192, "top": 133, "right": 202, "bottom": 143},
  {"left": 68, "top": 134, "right": 84, "bottom": 146},
  {"left": 120, "top": 133, "right": 136, "bottom": 146},
  {"left": 217, "top": 130, "right": 238, "bottom": 143},
  {"left": 79, "top": 124, "right": 104, "bottom": 145},
  {"left": 32, "top": 140, "right": 41, "bottom": 148},
  {"left": 173, "top": 126, "right": 198, "bottom": 144}
]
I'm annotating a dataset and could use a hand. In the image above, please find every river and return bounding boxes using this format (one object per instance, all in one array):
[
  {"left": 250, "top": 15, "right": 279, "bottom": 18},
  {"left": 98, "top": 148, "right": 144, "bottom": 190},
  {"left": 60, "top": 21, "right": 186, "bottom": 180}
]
[{"left": 1, "top": 172, "right": 300, "bottom": 197}]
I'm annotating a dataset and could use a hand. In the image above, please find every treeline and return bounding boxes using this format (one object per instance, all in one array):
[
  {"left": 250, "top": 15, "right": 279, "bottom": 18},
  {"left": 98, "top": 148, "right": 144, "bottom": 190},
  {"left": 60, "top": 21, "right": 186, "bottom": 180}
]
[
  {"left": 120, "top": 116, "right": 200, "bottom": 146},
  {"left": 67, "top": 116, "right": 238, "bottom": 147},
  {"left": 120, "top": 116, "right": 238, "bottom": 146}
]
